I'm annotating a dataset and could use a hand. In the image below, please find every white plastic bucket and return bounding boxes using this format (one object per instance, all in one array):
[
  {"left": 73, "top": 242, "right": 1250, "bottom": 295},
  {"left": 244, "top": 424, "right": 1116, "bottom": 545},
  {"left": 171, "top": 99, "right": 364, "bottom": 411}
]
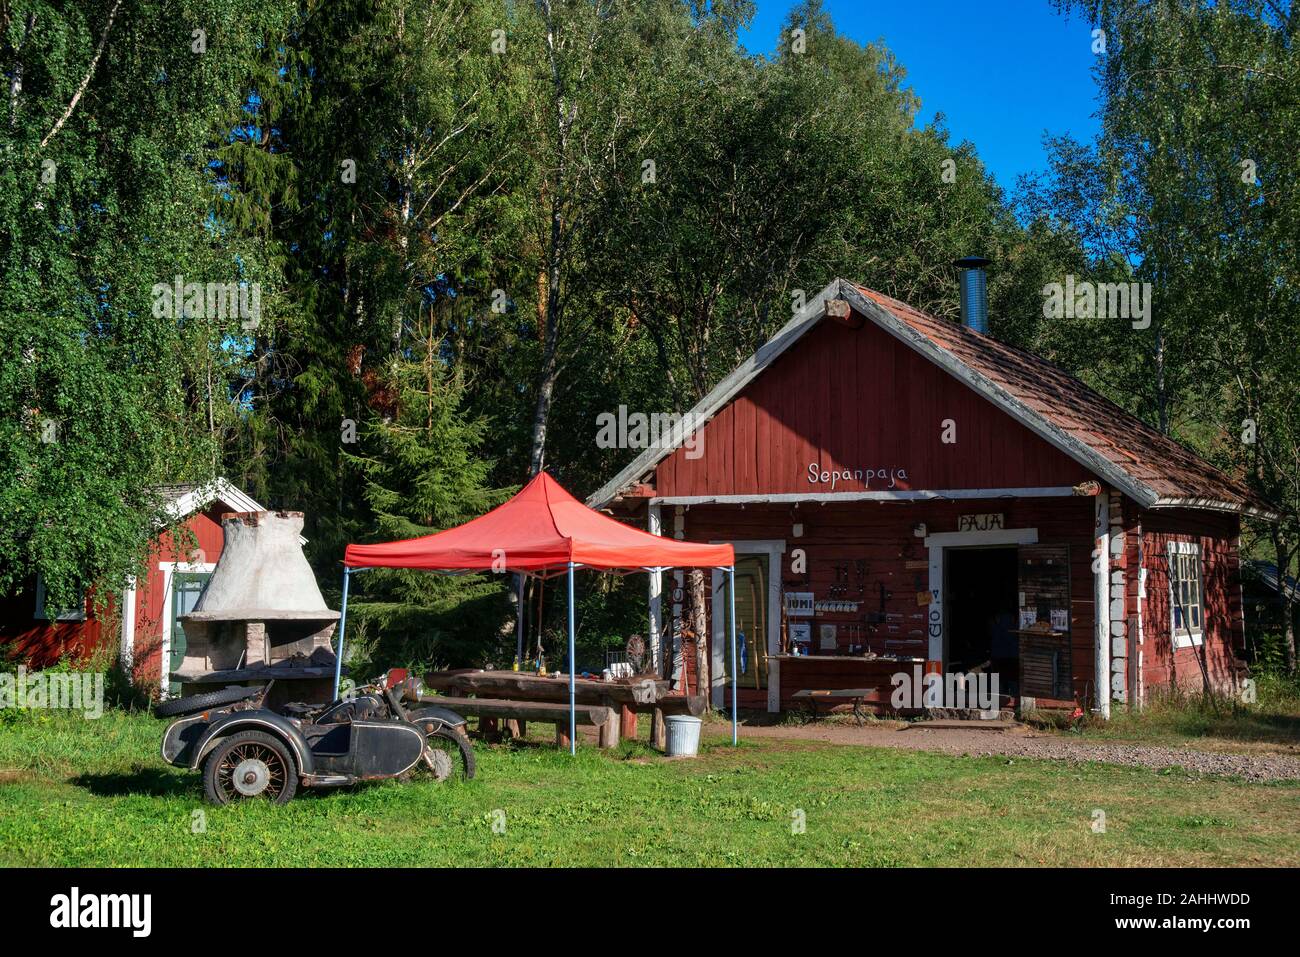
[{"left": 665, "top": 715, "right": 702, "bottom": 756}]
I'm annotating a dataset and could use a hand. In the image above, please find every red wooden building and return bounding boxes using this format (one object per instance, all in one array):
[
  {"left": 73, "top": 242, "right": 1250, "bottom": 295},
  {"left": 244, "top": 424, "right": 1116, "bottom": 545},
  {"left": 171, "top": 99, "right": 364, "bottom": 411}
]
[
  {"left": 0, "top": 479, "right": 282, "bottom": 696},
  {"left": 590, "top": 277, "right": 1275, "bottom": 717}
]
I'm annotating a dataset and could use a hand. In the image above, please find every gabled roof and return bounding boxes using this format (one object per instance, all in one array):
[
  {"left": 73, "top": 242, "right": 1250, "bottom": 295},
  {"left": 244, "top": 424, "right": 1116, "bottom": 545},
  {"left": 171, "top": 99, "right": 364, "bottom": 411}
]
[
  {"left": 589, "top": 278, "right": 1275, "bottom": 518},
  {"left": 157, "top": 478, "right": 308, "bottom": 544}
]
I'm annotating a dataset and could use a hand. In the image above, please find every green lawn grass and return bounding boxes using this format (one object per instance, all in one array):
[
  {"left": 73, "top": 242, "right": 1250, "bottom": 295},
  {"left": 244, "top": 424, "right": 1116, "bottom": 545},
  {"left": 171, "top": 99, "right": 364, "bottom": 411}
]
[
  {"left": 1029, "top": 672, "right": 1300, "bottom": 756},
  {"left": 1, "top": 710, "right": 1297, "bottom": 867}
]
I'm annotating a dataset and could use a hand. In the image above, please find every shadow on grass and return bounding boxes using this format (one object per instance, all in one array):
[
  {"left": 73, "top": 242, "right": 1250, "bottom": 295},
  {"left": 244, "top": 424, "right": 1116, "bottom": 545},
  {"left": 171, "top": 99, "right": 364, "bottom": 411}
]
[{"left": 73, "top": 765, "right": 195, "bottom": 798}]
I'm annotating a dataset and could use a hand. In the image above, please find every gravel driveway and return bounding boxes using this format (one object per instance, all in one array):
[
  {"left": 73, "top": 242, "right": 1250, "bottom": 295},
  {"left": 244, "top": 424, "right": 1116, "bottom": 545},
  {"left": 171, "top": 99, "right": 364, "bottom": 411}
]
[{"left": 716, "top": 721, "right": 1300, "bottom": 783}]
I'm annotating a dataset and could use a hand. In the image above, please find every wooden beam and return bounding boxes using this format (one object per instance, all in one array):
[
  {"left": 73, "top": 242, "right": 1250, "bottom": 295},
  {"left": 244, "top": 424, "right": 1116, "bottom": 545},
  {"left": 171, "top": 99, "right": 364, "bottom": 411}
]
[
  {"left": 422, "top": 670, "right": 670, "bottom": 706},
  {"left": 414, "top": 694, "right": 611, "bottom": 727}
]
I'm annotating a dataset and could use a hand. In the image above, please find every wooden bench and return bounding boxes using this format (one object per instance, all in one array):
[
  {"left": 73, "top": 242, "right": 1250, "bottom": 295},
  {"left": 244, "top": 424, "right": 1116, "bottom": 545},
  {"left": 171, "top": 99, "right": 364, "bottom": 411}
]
[
  {"left": 409, "top": 694, "right": 620, "bottom": 748},
  {"left": 791, "top": 688, "right": 878, "bottom": 725},
  {"left": 418, "top": 671, "right": 708, "bottom": 749}
]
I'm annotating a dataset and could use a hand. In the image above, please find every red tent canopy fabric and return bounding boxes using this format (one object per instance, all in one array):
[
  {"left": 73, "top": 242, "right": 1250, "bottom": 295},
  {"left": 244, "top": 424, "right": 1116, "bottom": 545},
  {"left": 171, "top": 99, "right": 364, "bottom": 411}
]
[{"left": 344, "top": 472, "right": 734, "bottom": 573}]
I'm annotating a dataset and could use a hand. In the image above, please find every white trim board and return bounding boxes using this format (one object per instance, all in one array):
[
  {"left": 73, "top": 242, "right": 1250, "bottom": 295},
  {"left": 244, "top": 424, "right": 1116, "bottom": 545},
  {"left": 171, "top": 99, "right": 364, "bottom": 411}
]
[
  {"left": 924, "top": 528, "right": 1039, "bottom": 549},
  {"left": 119, "top": 576, "right": 137, "bottom": 672},
  {"left": 1093, "top": 494, "right": 1111, "bottom": 718},
  {"left": 1168, "top": 540, "right": 1205, "bottom": 649},
  {"left": 652, "top": 488, "right": 1080, "bottom": 507},
  {"left": 926, "top": 527, "right": 1037, "bottom": 664},
  {"left": 157, "top": 560, "right": 217, "bottom": 699}
]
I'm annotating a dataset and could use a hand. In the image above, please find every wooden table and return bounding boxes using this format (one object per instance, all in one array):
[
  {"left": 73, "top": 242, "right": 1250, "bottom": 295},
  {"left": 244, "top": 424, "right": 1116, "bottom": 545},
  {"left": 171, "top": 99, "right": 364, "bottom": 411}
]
[
  {"left": 421, "top": 669, "right": 704, "bottom": 749},
  {"left": 790, "top": 688, "right": 878, "bottom": 725}
]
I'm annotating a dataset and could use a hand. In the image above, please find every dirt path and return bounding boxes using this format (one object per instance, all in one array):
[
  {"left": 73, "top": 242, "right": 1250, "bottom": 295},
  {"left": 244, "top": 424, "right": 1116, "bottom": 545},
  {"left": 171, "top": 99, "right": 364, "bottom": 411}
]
[{"left": 707, "top": 720, "right": 1300, "bottom": 783}]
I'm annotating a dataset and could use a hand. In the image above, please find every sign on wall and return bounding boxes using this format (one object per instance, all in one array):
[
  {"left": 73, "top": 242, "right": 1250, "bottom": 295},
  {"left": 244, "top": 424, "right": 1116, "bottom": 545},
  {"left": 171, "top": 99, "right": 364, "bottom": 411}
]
[
  {"left": 784, "top": 592, "right": 814, "bottom": 617},
  {"left": 957, "top": 513, "right": 1005, "bottom": 532}
]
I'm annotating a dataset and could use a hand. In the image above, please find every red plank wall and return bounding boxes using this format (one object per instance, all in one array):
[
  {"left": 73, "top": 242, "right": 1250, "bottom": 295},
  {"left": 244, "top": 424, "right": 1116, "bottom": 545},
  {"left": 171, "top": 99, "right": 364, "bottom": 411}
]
[
  {"left": 657, "top": 317, "right": 1093, "bottom": 497},
  {"left": 0, "top": 587, "right": 106, "bottom": 668},
  {"left": 0, "top": 508, "right": 226, "bottom": 689},
  {"left": 1135, "top": 507, "right": 1243, "bottom": 697},
  {"left": 683, "top": 496, "right": 1099, "bottom": 705},
  {"left": 127, "top": 509, "right": 225, "bottom": 687}
]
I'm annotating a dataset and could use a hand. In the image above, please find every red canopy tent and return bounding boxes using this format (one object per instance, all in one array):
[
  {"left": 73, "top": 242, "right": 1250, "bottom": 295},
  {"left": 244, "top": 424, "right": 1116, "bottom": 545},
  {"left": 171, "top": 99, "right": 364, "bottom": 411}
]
[{"left": 338, "top": 472, "right": 740, "bottom": 752}]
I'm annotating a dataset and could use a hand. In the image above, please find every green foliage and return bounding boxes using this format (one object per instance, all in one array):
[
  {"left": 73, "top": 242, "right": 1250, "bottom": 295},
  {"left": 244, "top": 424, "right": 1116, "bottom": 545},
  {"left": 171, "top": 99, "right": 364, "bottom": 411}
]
[
  {"left": 0, "top": 0, "right": 295, "bottom": 608},
  {"left": 342, "top": 310, "right": 513, "bottom": 667},
  {"left": 1035, "top": 0, "right": 1300, "bottom": 665}
]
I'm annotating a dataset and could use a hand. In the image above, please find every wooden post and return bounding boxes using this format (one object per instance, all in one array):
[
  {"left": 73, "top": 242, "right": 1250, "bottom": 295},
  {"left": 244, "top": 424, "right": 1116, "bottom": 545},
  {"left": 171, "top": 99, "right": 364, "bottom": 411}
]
[
  {"left": 651, "top": 707, "right": 667, "bottom": 750},
  {"left": 688, "top": 568, "right": 709, "bottom": 698},
  {"left": 620, "top": 704, "right": 637, "bottom": 740},
  {"left": 598, "top": 708, "right": 620, "bottom": 748}
]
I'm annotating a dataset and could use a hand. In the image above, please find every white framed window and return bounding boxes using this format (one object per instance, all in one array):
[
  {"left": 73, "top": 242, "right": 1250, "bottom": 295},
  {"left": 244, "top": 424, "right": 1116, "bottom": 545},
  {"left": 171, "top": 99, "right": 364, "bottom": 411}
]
[
  {"left": 34, "top": 574, "right": 87, "bottom": 622},
  {"left": 1167, "top": 541, "right": 1203, "bottom": 648}
]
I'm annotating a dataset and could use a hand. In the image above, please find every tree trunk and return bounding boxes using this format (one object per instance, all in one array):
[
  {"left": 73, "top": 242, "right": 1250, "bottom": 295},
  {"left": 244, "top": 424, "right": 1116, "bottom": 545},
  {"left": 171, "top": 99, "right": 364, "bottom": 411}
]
[
  {"left": 1154, "top": 325, "right": 1170, "bottom": 435},
  {"left": 527, "top": 264, "right": 562, "bottom": 475},
  {"left": 9, "top": 13, "right": 35, "bottom": 129},
  {"left": 1275, "top": 529, "right": 1297, "bottom": 674},
  {"left": 688, "top": 569, "right": 708, "bottom": 700}
]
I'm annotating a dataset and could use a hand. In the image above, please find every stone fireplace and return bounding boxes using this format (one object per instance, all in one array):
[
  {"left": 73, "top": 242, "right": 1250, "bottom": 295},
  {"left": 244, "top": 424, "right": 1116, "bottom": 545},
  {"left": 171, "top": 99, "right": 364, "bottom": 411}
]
[{"left": 174, "top": 510, "right": 341, "bottom": 704}]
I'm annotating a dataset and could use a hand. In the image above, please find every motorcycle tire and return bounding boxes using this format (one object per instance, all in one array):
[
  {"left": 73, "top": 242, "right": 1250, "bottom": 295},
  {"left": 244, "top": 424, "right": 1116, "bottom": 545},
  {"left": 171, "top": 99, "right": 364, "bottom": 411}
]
[
  {"left": 420, "top": 725, "right": 476, "bottom": 781},
  {"left": 202, "top": 730, "right": 299, "bottom": 805},
  {"left": 154, "top": 685, "right": 261, "bottom": 718}
]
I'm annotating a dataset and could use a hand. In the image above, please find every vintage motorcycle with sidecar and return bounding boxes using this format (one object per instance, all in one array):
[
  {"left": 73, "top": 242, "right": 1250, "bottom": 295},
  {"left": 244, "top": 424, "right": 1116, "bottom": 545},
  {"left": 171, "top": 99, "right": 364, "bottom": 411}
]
[{"left": 157, "top": 670, "right": 474, "bottom": 804}]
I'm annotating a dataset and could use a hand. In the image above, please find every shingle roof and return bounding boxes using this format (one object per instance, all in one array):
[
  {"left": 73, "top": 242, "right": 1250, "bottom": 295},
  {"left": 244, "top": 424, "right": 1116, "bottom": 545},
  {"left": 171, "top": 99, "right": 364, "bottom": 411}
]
[
  {"left": 848, "top": 284, "right": 1273, "bottom": 516},
  {"left": 589, "top": 278, "right": 1274, "bottom": 518}
]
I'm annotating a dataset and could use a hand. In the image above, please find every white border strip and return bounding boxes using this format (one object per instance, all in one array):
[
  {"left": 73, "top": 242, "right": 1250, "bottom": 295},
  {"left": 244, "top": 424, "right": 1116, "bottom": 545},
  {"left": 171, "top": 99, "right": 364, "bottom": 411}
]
[{"left": 652, "top": 487, "right": 1079, "bottom": 506}]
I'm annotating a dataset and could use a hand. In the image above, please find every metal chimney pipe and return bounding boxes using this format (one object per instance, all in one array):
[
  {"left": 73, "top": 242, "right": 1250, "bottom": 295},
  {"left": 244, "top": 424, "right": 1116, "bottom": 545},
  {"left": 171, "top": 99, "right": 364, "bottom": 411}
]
[{"left": 954, "top": 256, "right": 991, "bottom": 334}]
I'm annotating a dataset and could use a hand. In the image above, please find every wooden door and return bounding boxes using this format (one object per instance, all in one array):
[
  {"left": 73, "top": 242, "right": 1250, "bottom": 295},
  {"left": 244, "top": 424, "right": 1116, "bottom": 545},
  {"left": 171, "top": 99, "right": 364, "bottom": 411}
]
[
  {"left": 1017, "top": 545, "right": 1072, "bottom": 700},
  {"left": 169, "top": 572, "right": 210, "bottom": 695}
]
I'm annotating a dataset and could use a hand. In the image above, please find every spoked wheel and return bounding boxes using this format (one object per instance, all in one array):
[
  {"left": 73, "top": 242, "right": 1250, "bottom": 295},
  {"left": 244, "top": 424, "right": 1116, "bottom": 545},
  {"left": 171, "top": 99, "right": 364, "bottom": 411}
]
[
  {"left": 409, "top": 719, "right": 476, "bottom": 782},
  {"left": 203, "top": 731, "right": 298, "bottom": 805}
]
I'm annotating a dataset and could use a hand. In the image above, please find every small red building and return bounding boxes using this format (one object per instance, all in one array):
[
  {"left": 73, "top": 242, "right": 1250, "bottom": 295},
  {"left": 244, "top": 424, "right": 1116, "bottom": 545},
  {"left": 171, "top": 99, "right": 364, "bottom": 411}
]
[
  {"left": 0, "top": 480, "right": 282, "bottom": 697},
  {"left": 590, "top": 278, "right": 1275, "bottom": 717}
]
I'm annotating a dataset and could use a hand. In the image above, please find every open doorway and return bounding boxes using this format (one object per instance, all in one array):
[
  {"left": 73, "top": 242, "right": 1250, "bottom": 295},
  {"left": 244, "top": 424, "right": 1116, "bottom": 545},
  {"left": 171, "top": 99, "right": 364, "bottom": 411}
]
[{"left": 945, "top": 547, "right": 1019, "bottom": 694}]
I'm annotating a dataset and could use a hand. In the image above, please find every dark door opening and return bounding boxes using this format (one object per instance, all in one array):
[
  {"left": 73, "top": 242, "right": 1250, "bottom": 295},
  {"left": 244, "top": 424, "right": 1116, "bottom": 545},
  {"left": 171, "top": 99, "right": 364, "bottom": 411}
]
[{"left": 946, "top": 547, "right": 1019, "bottom": 694}]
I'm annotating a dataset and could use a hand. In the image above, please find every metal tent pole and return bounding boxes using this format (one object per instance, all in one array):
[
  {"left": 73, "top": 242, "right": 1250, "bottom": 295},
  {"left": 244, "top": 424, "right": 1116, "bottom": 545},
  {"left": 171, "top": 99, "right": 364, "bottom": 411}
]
[
  {"left": 727, "top": 565, "right": 739, "bottom": 746},
  {"left": 567, "top": 561, "right": 577, "bottom": 755},
  {"left": 333, "top": 567, "right": 352, "bottom": 700},
  {"left": 515, "top": 573, "right": 525, "bottom": 666}
]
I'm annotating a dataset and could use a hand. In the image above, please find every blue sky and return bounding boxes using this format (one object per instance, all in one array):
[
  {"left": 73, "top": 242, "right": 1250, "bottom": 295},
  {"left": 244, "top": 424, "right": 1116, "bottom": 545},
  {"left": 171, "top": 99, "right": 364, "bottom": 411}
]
[{"left": 739, "top": 0, "right": 1103, "bottom": 194}]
